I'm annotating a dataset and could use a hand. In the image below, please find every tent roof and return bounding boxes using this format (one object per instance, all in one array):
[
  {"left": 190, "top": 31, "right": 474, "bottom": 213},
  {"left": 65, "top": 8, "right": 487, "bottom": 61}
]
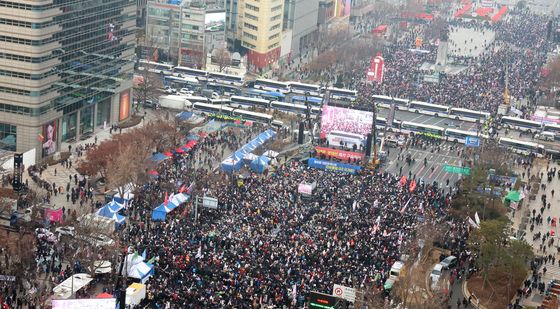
[
  {"left": 151, "top": 153, "right": 168, "bottom": 163},
  {"left": 505, "top": 190, "right": 522, "bottom": 202},
  {"left": 96, "top": 292, "right": 113, "bottom": 299},
  {"left": 53, "top": 273, "right": 93, "bottom": 299}
]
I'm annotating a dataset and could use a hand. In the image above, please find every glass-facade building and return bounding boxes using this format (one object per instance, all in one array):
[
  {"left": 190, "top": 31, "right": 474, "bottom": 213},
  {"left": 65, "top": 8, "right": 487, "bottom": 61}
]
[{"left": 0, "top": 0, "right": 136, "bottom": 160}]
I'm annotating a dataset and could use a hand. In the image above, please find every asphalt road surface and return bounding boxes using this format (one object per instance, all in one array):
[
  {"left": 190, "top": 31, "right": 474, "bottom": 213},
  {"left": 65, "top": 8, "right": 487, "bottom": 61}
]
[{"left": 382, "top": 141, "right": 464, "bottom": 189}]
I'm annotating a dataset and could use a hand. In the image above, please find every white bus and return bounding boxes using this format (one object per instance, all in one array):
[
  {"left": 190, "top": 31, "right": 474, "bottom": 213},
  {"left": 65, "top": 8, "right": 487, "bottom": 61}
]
[
  {"left": 372, "top": 95, "right": 410, "bottom": 109},
  {"left": 498, "top": 137, "right": 545, "bottom": 157},
  {"left": 173, "top": 66, "right": 208, "bottom": 80},
  {"left": 408, "top": 101, "right": 449, "bottom": 116},
  {"left": 400, "top": 121, "right": 444, "bottom": 137},
  {"left": 138, "top": 60, "right": 174, "bottom": 75},
  {"left": 208, "top": 72, "right": 244, "bottom": 87},
  {"left": 449, "top": 108, "right": 491, "bottom": 122},
  {"left": 288, "top": 81, "right": 322, "bottom": 96},
  {"left": 326, "top": 87, "right": 357, "bottom": 101},
  {"left": 181, "top": 95, "right": 209, "bottom": 104},
  {"left": 254, "top": 79, "right": 290, "bottom": 93},
  {"left": 270, "top": 101, "right": 320, "bottom": 116},
  {"left": 193, "top": 102, "right": 234, "bottom": 115},
  {"left": 500, "top": 116, "right": 542, "bottom": 132},
  {"left": 444, "top": 128, "right": 487, "bottom": 143},
  {"left": 291, "top": 95, "right": 323, "bottom": 106},
  {"left": 229, "top": 96, "right": 270, "bottom": 109},
  {"left": 163, "top": 76, "right": 200, "bottom": 88},
  {"left": 232, "top": 109, "right": 273, "bottom": 124},
  {"left": 209, "top": 98, "right": 231, "bottom": 105},
  {"left": 327, "top": 130, "right": 365, "bottom": 150},
  {"left": 543, "top": 123, "right": 560, "bottom": 135}
]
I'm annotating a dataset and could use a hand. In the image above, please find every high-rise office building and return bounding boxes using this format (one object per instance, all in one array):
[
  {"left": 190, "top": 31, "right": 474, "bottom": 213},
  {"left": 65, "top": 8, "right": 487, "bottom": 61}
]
[
  {"left": 0, "top": 0, "right": 136, "bottom": 160},
  {"left": 283, "top": 0, "right": 319, "bottom": 57}
]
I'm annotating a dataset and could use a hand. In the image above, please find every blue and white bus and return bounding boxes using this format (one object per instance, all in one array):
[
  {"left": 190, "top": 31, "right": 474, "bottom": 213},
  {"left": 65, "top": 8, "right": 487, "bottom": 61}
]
[
  {"left": 163, "top": 76, "right": 200, "bottom": 88},
  {"left": 138, "top": 60, "right": 174, "bottom": 75},
  {"left": 449, "top": 108, "right": 491, "bottom": 122},
  {"left": 206, "top": 82, "right": 240, "bottom": 96},
  {"left": 372, "top": 95, "right": 409, "bottom": 109},
  {"left": 291, "top": 95, "right": 323, "bottom": 106},
  {"left": 232, "top": 109, "right": 273, "bottom": 124},
  {"left": 270, "top": 101, "right": 320, "bottom": 116},
  {"left": 498, "top": 137, "right": 545, "bottom": 157},
  {"left": 230, "top": 96, "right": 270, "bottom": 109},
  {"left": 193, "top": 102, "right": 234, "bottom": 115},
  {"left": 500, "top": 116, "right": 542, "bottom": 132},
  {"left": 254, "top": 79, "right": 290, "bottom": 93},
  {"left": 408, "top": 101, "right": 449, "bottom": 116},
  {"left": 326, "top": 87, "right": 357, "bottom": 101},
  {"left": 400, "top": 121, "right": 445, "bottom": 137},
  {"left": 543, "top": 123, "right": 560, "bottom": 135},
  {"left": 208, "top": 72, "right": 244, "bottom": 87},
  {"left": 173, "top": 66, "right": 208, "bottom": 80},
  {"left": 245, "top": 89, "right": 286, "bottom": 102},
  {"left": 288, "top": 81, "right": 322, "bottom": 96},
  {"left": 444, "top": 128, "right": 487, "bottom": 144}
]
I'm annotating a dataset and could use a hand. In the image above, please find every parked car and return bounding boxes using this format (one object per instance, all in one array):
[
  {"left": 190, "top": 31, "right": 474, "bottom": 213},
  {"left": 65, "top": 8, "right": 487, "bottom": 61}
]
[
  {"left": 430, "top": 263, "right": 443, "bottom": 288},
  {"left": 55, "top": 226, "right": 76, "bottom": 237},
  {"left": 164, "top": 86, "right": 176, "bottom": 94},
  {"left": 179, "top": 88, "right": 194, "bottom": 95},
  {"left": 144, "top": 99, "right": 160, "bottom": 109},
  {"left": 440, "top": 256, "right": 457, "bottom": 270}
]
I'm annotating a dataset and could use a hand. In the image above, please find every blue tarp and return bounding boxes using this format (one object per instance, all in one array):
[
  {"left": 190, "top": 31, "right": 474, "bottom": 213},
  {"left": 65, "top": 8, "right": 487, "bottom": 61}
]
[
  {"left": 221, "top": 129, "right": 277, "bottom": 173},
  {"left": 250, "top": 155, "right": 271, "bottom": 174},
  {"left": 177, "top": 111, "right": 193, "bottom": 121},
  {"left": 151, "top": 153, "right": 168, "bottom": 163}
]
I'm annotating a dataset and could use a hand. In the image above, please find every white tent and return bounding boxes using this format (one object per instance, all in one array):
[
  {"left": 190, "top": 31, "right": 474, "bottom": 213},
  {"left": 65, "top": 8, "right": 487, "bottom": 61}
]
[
  {"left": 263, "top": 150, "right": 279, "bottom": 158},
  {"left": 121, "top": 254, "right": 153, "bottom": 283},
  {"left": 169, "top": 193, "right": 189, "bottom": 206},
  {"left": 93, "top": 260, "right": 112, "bottom": 274},
  {"left": 52, "top": 273, "right": 93, "bottom": 299}
]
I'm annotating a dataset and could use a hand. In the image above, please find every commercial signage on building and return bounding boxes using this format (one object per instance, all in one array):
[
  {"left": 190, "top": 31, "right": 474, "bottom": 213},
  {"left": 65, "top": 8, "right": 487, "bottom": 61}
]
[
  {"left": 41, "top": 121, "right": 57, "bottom": 157},
  {"left": 308, "top": 158, "right": 362, "bottom": 174},
  {"left": 315, "top": 146, "right": 364, "bottom": 161}
]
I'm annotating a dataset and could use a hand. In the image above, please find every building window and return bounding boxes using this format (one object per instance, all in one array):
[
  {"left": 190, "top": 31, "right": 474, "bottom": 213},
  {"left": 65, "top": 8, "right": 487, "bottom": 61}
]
[
  {"left": 270, "top": 23, "right": 280, "bottom": 31},
  {"left": 271, "top": 14, "right": 281, "bottom": 21},
  {"left": 242, "top": 41, "right": 256, "bottom": 49},
  {"left": 271, "top": 4, "right": 282, "bottom": 12},
  {"left": 0, "top": 122, "right": 16, "bottom": 151},
  {"left": 268, "top": 42, "right": 279, "bottom": 49},
  {"left": 245, "top": 3, "right": 259, "bottom": 12},
  {"left": 245, "top": 13, "right": 258, "bottom": 21},
  {"left": 244, "top": 22, "right": 257, "bottom": 31},
  {"left": 243, "top": 31, "right": 257, "bottom": 40},
  {"left": 269, "top": 33, "right": 279, "bottom": 40}
]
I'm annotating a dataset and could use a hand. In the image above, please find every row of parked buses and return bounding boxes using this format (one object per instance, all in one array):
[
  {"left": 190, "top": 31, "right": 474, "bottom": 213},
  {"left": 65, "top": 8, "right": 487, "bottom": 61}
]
[
  {"left": 372, "top": 95, "right": 491, "bottom": 122},
  {"left": 139, "top": 60, "right": 358, "bottom": 101}
]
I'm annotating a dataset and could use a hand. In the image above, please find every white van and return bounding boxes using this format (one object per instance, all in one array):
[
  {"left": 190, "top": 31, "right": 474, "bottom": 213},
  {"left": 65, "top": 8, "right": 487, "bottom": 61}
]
[{"left": 384, "top": 261, "right": 405, "bottom": 289}]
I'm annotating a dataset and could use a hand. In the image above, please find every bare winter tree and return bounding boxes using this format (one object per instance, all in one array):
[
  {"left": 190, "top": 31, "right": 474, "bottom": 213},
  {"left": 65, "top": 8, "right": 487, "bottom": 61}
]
[{"left": 211, "top": 48, "right": 232, "bottom": 72}]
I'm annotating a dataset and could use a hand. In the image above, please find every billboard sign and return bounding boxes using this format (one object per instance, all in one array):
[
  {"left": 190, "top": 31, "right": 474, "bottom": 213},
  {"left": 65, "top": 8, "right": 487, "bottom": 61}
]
[
  {"left": 41, "top": 121, "right": 57, "bottom": 157},
  {"left": 119, "top": 90, "right": 131, "bottom": 121},
  {"left": 298, "top": 181, "right": 316, "bottom": 196},
  {"left": 202, "top": 196, "right": 218, "bottom": 209},
  {"left": 309, "top": 292, "right": 338, "bottom": 309},
  {"left": 465, "top": 136, "right": 480, "bottom": 147},
  {"left": 52, "top": 299, "right": 116, "bottom": 309},
  {"left": 308, "top": 158, "right": 362, "bottom": 174},
  {"left": 315, "top": 146, "right": 364, "bottom": 161},
  {"left": 321, "top": 106, "right": 373, "bottom": 136}
]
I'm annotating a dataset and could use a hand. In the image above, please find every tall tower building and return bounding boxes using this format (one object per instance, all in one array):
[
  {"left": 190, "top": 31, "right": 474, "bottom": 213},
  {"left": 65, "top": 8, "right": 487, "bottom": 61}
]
[
  {"left": 0, "top": 0, "right": 136, "bottom": 160},
  {"left": 236, "top": 0, "right": 284, "bottom": 72}
]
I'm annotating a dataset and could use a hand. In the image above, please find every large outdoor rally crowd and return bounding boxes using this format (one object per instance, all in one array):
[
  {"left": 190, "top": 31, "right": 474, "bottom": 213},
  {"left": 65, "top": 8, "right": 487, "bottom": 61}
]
[{"left": 127, "top": 134, "right": 469, "bottom": 308}]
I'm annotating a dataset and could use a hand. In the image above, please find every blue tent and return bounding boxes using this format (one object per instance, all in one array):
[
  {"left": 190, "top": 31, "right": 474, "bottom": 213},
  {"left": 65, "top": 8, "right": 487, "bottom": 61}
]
[
  {"left": 97, "top": 201, "right": 124, "bottom": 217},
  {"left": 250, "top": 155, "right": 271, "bottom": 174},
  {"left": 151, "top": 202, "right": 178, "bottom": 221},
  {"left": 221, "top": 129, "right": 277, "bottom": 173},
  {"left": 151, "top": 153, "right": 168, "bottom": 163}
]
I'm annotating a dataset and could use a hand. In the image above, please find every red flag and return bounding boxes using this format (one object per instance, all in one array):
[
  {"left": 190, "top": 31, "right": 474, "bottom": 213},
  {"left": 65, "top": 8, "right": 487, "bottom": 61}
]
[
  {"left": 551, "top": 230, "right": 556, "bottom": 237},
  {"left": 186, "top": 182, "right": 195, "bottom": 194},
  {"left": 399, "top": 176, "right": 407, "bottom": 186},
  {"left": 409, "top": 180, "right": 417, "bottom": 192},
  {"left": 552, "top": 217, "right": 557, "bottom": 228},
  {"left": 164, "top": 192, "right": 168, "bottom": 206},
  {"left": 179, "top": 184, "right": 186, "bottom": 193}
]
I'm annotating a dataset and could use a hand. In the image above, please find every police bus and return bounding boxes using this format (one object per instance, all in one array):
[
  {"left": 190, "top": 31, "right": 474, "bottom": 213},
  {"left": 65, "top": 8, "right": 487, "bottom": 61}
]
[
  {"left": 229, "top": 96, "right": 270, "bottom": 109},
  {"left": 449, "top": 108, "right": 491, "bottom": 122},
  {"left": 408, "top": 101, "right": 450, "bottom": 116},
  {"left": 193, "top": 102, "right": 234, "bottom": 115},
  {"left": 372, "top": 95, "right": 410, "bottom": 109},
  {"left": 498, "top": 137, "right": 545, "bottom": 157},
  {"left": 500, "top": 116, "right": 542, "bottom": 132},
  {"left": 400, "top": 121, "right": 444, "bottom": 137},
  {"left": 288, "top": 81, "right": 322, "bottom": 96},
  {"left": 232, "top": 109, "right": 273, "bottom": 124},
  {"left": 254, "top": 79, "right": 290, "bottom": 93}
]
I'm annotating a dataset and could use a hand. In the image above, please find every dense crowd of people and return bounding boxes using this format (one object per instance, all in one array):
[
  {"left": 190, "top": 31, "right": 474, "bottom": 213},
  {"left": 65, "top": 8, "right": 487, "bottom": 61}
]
[{"left": 107, "top": 122, "right": 470, "bottom": 308}]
